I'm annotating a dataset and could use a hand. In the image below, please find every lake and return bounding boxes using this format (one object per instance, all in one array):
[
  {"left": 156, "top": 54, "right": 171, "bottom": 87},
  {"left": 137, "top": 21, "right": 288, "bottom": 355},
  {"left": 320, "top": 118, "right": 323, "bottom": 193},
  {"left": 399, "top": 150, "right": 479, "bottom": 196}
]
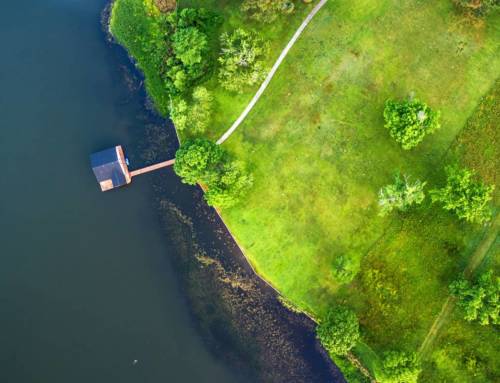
[{"left": 0, "top": 1, "right": 251, "bottom": 381}]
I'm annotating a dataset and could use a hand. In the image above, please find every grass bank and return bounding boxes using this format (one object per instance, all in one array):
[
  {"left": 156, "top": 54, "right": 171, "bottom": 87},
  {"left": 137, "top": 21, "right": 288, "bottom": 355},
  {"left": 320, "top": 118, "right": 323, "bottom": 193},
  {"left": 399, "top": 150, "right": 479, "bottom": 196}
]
[{"left": 110, "top": 0, "right": 499, "bottom": 381}]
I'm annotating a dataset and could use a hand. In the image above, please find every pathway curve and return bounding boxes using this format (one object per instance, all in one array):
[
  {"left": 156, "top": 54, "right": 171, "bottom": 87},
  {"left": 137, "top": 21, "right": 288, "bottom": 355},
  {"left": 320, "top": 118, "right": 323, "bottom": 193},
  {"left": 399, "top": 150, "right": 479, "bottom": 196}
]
[
  {"left": 418, "top": 213, "right": 500, "bottom": 358},
  {"left": 216, "top": 0, "right": 329, "bottom": 145}
]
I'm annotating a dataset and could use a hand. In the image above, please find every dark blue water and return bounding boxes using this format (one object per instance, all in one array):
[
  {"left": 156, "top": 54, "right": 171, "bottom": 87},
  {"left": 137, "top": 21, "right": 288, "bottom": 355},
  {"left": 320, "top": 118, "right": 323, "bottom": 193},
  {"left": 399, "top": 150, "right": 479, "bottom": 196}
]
[{"left": 0, "top": 1, "right": 251, "bottom": 382}]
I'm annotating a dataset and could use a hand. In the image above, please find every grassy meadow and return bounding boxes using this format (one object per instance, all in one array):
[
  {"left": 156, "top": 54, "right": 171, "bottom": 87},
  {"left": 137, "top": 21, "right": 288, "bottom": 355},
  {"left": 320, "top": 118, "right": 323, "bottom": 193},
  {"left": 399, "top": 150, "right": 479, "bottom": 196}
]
[{"left": 111, "top": 0, "right": 499, "bottom": 381}]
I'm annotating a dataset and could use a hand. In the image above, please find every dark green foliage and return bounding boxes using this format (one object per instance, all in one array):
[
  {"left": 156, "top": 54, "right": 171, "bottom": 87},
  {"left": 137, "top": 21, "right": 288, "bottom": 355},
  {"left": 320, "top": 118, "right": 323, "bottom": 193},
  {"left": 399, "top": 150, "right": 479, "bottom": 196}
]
[
  {"left": 241, "top": 0, "right": 295, "bottom": 23},
  {"left": 170, "top": 86, "right": 213, "bottom": 134},
  {"left": 174, "top": 139, "right": 253, "bottom": 208},
  {"left": 111, "top": 2, "right": 221, "bottom": 113},
  {"left": 218, "top": 28, "right": 269, "bottom": 93},
  {"left": 431, "top": 166, "right": 494, "bottom": 224},
  {"left": 317, "top": 306, "right": 360, "bottom": 355},
  {"left": 453, "top": 0, "right": 499, "bottom": 17},
  {"left": 173, "top": 138, "right": 224, "bottom": 185},
  {"left": 378, "top": 174, "right": 426, "bottom": 216},
  {"left": 380, "top": 351, "right": 421, "bottom": 383},
  {"left": 171, "top": 27, "right": 208, "bottom": 66},
  {"left": 450, "top": 270, "right": 499, "bottom": 325},
  {"left": 331, "top": 255, "right": 358, "bottom": 284},
  {"left": 205, "top": 161, "right": 254, "bottom": 208},
  {"left": 163, "top": 8, "right": 222, "bottom": 94},
  {"left": 383, "top": 98, "right": 441, "bottom": 149}
]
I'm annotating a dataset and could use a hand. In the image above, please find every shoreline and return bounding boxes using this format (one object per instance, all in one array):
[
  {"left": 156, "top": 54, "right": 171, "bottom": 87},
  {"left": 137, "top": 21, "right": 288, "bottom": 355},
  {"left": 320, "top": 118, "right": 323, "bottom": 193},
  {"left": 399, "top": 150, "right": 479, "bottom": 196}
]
[{"left": 101, "top": 3, "right": 345, "bottom": 382}]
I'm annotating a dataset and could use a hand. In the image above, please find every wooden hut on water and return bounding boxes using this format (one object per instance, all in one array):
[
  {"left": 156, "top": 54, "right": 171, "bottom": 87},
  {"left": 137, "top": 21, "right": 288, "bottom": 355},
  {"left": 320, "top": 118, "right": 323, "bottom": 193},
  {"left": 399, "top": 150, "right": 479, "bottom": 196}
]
[
  {"left": 90, "top": 146, "right": 131, "bottom": 191},
  {"left": 90, "top": 145, "right": 175, "bottom": 192}
]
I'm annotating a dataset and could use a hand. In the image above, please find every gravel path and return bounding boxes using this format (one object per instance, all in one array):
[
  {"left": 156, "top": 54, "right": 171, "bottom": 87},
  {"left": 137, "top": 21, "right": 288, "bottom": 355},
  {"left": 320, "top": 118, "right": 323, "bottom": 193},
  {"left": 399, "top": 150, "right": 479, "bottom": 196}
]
[{"left": 216, "top": 0, "right": 329, "bottom": 145}]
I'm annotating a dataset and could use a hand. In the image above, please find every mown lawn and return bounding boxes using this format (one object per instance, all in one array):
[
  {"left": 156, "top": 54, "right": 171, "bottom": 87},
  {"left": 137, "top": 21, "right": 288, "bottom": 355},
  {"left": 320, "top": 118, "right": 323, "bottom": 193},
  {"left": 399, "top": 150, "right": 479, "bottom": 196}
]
[
  {"left": 111, "top": 0, "right": 499, "bottom": 381},
  {"left": 216, "top": 1, "right": 499, "bottom": 380}
]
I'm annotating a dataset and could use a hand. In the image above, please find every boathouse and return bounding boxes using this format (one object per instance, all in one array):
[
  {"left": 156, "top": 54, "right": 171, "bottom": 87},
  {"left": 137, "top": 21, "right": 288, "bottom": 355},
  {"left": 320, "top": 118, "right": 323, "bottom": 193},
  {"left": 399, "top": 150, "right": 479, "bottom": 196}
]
[{"left": 90, "top": 146, "right": 131, "bottom": 191}]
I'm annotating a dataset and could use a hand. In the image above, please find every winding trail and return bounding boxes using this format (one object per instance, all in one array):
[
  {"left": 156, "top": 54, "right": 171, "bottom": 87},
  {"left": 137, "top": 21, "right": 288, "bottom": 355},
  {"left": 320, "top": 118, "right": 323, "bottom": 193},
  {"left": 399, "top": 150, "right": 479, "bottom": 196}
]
[
  {"left": 216, "top": 0, "right": 329, "bottom": 145},
  {"left": 418, "top": 213, "right": 500, "bottom": 358}
]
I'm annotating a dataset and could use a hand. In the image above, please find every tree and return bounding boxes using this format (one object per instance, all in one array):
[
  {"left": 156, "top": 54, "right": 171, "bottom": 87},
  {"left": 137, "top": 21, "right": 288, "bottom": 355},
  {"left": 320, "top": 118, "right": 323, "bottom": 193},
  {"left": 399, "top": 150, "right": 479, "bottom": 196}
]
[
  {"left": 174, "top": 139, "right": 253, "bottom": 208},
  {"left": 170, "top": 86, "right": 213, "bottom": 134},
  {"left": 331, "top": 255, "right": 358, "bottom": 284},
  {"left": 450, "top": 270, "right": 499, "bottom": 325},
  {"left": 381, "top": 351, "right": 421, "bottom": 383},
  {"left": 204, "top": 161, "right": 254, "bottom": 208},
  {"left": 162, "top": 8, "right": 221, "bottom": 94},
  {"left": 241, "top": 0, "right": 295, "bottom": 23},
  {"left": 383, "top": 98, "right": 441, "bottom": 150},
  {"left": 218, "top": 28, "right": 268, "bottom": 93},
  {"left": 171, "top": 27, "right": 208, "bottom": 66},
  {"left": 378, "top": 174, "right": 426, "bottom": 216},
  {"left": 173, "top": 139, "right": 224, "bottom": 185},
  {"left": 431, "top": 166, "right": 494, "bottom": 224},
  {"left": 316, "top": 306, "right": 360, "bottom": 355}
]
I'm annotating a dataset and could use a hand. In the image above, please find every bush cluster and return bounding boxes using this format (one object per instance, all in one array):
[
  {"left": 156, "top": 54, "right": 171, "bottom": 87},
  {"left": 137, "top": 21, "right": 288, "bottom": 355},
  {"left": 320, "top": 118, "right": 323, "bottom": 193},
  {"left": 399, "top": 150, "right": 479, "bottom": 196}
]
[
  {"left": 431, "top": 166, "right": 494, "bottom": 224},
  {"left": 383, "top": 99, "right": 441, "bottom": 150},
  {"left": 316, "top": 306, "right": 360, "bottom": 355},
  {"left": 218, "top": 28, "right": 269, "bottom": 93},
  {"left": 174, "top": 139, "right": 253, "bottom": 208},
  {"left": 450, "top": 270, "right": 499, "bottom": 325}
]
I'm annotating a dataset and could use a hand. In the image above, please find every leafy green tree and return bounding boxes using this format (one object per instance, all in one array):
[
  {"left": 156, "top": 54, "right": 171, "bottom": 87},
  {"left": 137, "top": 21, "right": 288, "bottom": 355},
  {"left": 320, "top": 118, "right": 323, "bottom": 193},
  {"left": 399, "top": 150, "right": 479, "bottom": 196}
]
[
  {"left": 174, "top": 140, "right": 253, "bottom": 208},
  {"left": 383, "top": 98, "right": 441, "bottom": 149},
  {"left": 171, "top": 27, "right": 208, "bottom": 66},
  {"left": 378, "top": 174, "right": 426, "bottom": 216},
  {"left": 171, "top": 86, "right": 213, "bottom": 134},
  {"left": 218, "top": 28, "right": 268, "bottom": 93},
  {"left": 331, "top": 255, "right": 358, "bottom": 284},
  {"left": 162, "top": 8, "right": 221, "bottom": 94},
  {"left": 204, "top": 161, "right": 254, "bottom": 208},
  {"left": 173, "top": 139, "right": 224, "bottom": 185},
  {"left": 450, "top": 270, "right": 499, "bottom": 325},
  {"left": 241, "top": 0, "right": 295, "bottom": 23},
  {"left": 317, "top": 306, "right": 360, "bottom": 355},
  {"left": 381, "top": 351, "right": 421, "bottom": 383},
  {"left": 431, "top": 166, "right": 494, "bottom": 224}
]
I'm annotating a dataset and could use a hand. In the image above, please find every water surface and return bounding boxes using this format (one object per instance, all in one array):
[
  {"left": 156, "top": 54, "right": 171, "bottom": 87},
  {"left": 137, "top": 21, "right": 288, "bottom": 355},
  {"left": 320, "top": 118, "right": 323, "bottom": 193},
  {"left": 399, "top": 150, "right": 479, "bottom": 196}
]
[{"left": 0, "top": 1, "right": 251, "bottom": 382}]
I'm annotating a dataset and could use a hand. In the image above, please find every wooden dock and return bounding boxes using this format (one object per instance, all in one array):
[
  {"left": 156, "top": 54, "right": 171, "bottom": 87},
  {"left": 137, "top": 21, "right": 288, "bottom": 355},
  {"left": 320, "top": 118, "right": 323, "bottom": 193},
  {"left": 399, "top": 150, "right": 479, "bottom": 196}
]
[{"left": 129, "top": 159, "right": 175, "bottom": 177}]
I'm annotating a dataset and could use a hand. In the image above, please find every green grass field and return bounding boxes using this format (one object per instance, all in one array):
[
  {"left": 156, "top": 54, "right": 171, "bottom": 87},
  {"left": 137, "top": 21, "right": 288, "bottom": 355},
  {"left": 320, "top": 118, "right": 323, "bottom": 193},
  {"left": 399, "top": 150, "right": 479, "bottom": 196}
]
[{"left": 111, "top": 0, "right": 499, "bottom": 381}]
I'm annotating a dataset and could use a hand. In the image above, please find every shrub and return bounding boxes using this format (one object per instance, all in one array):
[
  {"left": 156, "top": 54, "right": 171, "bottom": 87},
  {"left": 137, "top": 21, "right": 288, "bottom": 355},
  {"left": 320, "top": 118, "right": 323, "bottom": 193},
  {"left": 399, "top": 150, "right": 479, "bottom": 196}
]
[
  {"left": 218, "top": 28, "right": 269, "bottom": 93},
  {"left": 170, "top": 86, "right": 213, "bottom": 134},
  {"left": 431, "top": 166, "right": 494, "bottom": 224},
  {"left": 171, "top": 27, "right": 208, "bottom": 67},
  {"left": 380, "top": 351, "right": 421, "bottom": 383},
  {"left": 378, "top": 174, "right": 426, "bottom": 216},
  {"left": 450, "top": 270, "right": 499, "bottom": 325},
  {"left": 317, "top": 306, "right": 360, "bottom": 355},
  {"left": 331, "top": 255, "right": 358, "bottom": 284},
  {"left": 383, "top": 98, "right": 441, "bottom": 149},
  {"left": 163, "top": 8, "right": 221, "bottom": 94},
  {"left": 241, "top": 0, "right": 295, "bottom": 23},
  {"left": 174, "top": 139, "right": 253, "bottom": 208},
  {"left": 204, "top": 161, "right": 254, "bottom": 208},
  {"left": 173, "top": 138, "right": 224, "bottom": 185}
]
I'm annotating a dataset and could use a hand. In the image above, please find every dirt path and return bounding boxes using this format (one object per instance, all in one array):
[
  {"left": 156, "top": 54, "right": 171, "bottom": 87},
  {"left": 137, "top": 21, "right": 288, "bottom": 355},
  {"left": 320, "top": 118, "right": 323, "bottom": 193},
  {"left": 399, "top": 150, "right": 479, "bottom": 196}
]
[
  {"left": 216, "top": 0, "right": 329, "bottom": 145},
  {"left": 418, "top": 213, "right": 500, "bottom": 358}
]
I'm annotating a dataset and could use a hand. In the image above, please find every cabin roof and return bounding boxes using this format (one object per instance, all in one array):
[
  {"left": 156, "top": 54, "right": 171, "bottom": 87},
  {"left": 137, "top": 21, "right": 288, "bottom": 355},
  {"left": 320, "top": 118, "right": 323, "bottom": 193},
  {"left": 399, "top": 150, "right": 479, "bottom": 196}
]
[{"left": 90, "top": 146, "right": 130, "bottom": 191}]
